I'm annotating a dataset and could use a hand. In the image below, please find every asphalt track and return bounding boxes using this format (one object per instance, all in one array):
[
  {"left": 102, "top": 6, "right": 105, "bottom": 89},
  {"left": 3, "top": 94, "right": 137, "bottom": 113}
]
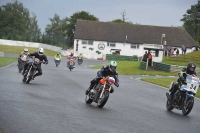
[{"left": 0, "top": 57, "right": 199, "bottom": 133}]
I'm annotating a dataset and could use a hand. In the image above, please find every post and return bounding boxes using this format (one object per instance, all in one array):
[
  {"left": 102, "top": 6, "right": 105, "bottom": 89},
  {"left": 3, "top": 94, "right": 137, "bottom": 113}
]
[{"left": 146, "top": 59, "right": 149, "bottom": 70}]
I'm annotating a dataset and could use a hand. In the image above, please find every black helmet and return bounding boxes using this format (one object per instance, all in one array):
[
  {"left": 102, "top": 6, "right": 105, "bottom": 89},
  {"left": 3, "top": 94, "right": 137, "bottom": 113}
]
[{"left": 186, "top": 62, "right": 196, "bottom": 74}]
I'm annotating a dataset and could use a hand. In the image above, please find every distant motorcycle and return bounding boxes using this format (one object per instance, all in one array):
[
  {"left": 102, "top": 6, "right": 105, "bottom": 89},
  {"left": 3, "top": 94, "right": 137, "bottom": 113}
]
[
  {"left": 166, "top": 73, "right": 200, "bottom": 115},
  {"left": 85, "top": 76, "right": 117, "bottom": 108},
  {"left": 18, "top": 55, "right": 28, "bottom": 73},
  {"left": 22, "top": 57, "right": 45, "bottom": 84},
  {"left": 54, "top": 57, "right": 61, "bottom": 67},
  {"left": 68, "top": 58, "right": 75, "bottom": 71},
  {"left": 77, "top": 57, "right": 83, "bottom": 65}
]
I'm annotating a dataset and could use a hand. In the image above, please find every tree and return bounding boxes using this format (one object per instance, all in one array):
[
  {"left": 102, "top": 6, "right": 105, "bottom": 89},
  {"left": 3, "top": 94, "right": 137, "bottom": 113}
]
[
  {"left": 67, "top": 11, "right": 99, "bottom": 47},
  {"left": 0, "top": 0, "right": 41, "bottom": 43},
  {"left": 181, "top": 1, "right": 200, "bottom": 44},
  {"left": 44, "top": 13, "right": 69, "bottom": 47},
  {"left": 28, "top": 13, "right": 41, "bottom": 42}
]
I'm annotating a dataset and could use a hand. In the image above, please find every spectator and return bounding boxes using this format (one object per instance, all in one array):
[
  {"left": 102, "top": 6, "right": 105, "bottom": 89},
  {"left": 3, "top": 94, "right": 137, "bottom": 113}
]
[
  {"left": 142, "top": 51, "right": 148, "bottom": 62},
  {"left": 176, "top": 49, "right": 179, "bottom": 56},
  {"left": 147, "top": 51, "right": 152, "bottom": 66},
  {"left": 181, "top": 45, "right": 186, "bottom": 54}
]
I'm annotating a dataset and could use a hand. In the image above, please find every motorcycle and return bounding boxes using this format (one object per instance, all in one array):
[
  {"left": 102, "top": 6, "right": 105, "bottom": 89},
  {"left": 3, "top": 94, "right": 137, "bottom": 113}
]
[
  {"left": 166, "top": 74, "right": 200, "bottom": 115},
  {"left": 18, "top": 55, "right": 28, "bottom": 73},
  {"left": 68, "top": 58, "right": 75, "bottom": 71},
  {"left": 77, "top": 57, "right": 83, "bottom": 65},
  {"left": 85, "top": 76, "right": 117, "bottom": 108},
  {"left": 54, "top": 57, "right": 61, "bottom": 67},
  {"left": 22, "top": 57, "right": 45, "bottom": 84}
]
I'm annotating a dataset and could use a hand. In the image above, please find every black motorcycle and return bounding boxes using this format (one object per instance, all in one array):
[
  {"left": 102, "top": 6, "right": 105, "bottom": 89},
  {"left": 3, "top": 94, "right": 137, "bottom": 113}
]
[
  {"left": 22, "top": 57, "right": 45, "bottom": 84},
  {"left": 77, "top": 57, "right": 83, "bottom": 65},
  {"left": 18, "top": 55, "right": 28, "bottom": 73},
  {"left": 54, "top": 57, "right": 61, "bottom": 67}
]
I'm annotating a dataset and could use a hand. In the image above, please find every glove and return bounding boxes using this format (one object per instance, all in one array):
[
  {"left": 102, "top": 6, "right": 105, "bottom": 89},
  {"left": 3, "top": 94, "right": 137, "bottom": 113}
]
[
  {"left": 180, "top": 76, "right": 185, "bottom": 82},
  {"left": 45, "top": 61, "right": 48, "bottom": 64}
]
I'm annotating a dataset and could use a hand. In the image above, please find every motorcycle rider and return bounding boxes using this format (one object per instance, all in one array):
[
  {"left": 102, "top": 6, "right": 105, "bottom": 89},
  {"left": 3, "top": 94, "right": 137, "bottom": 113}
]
[
  {"left": 54, "top": 52, "right": 62, "bottom": 63},
  {"left": 67, "top": 51, "right": 76, "bottom": 67},
  {"left": 168, "top": 62, "right": 197, "bottom": 102},
  {"left": 18, "top": 48, "right": 29, "bottom": 65},
  {"left": 22, "top": 48, "right": 48, "bottom": 80},
  {"left": 77, "top": 53, "right": 83, "bottom": 63},
  {"left": 85, "top": 60, "right": 119, "bottom": 95}
]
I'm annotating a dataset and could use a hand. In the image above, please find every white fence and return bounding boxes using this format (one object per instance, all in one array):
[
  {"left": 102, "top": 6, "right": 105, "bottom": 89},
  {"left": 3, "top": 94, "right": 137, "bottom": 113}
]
[{"left": 0, "top": 39, "right": 70, "bottom": 56}]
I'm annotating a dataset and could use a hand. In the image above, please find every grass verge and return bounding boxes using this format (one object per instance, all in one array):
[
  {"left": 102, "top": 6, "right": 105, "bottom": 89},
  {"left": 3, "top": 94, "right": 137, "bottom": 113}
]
[
  {"left": 92, "top": 61, "right": 177, "bottom": 76},
  {"left": 0, "top": 57, "right": 16, "bottom": 67},
  {"left": 141, "top": 78, "right": 200, "bottom": 98},
  {"left": 0, "top": 45, "right": 57, "bottom": 56}
]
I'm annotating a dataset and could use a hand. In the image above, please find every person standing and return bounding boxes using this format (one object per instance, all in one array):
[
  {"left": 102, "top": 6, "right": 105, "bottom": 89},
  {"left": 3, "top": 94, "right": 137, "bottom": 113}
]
[
  {"left": 181, "top": 45, "right": 186, "bottom": 54},
  {"left": 147, "top": 51, "right": 152, "bottom": 66},
  {"left": 142, "top": 51, "right": 148, "bottom": 62}
]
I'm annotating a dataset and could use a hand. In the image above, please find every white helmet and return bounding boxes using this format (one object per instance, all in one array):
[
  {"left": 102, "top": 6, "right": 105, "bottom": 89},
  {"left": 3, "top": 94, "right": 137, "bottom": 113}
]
[{"left": 38, "top": 48, "right": 44, "bottom": 56}]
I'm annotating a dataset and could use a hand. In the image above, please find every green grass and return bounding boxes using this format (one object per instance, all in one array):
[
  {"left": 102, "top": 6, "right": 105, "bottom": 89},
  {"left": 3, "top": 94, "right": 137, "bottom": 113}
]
[
  {"left": 0, "top": 56, "right": 16, "bottom": 67},
  {"left": 0, "top": 45, "right": 57, "bottom": 56},
  {"left": 141, "top": 78, "right": 200, "bottom": 98},
  {"left": 92, "top": 61, "right": 177, "bottom": 76},
  {"left": 162, "top": 51, "right": 200, "bottom": 68}
]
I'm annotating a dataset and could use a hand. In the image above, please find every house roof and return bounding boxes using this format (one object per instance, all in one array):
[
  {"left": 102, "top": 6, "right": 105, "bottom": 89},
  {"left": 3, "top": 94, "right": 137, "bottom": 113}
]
[{"left": 74, "top": 20, "right": 196, "bottom": 48}]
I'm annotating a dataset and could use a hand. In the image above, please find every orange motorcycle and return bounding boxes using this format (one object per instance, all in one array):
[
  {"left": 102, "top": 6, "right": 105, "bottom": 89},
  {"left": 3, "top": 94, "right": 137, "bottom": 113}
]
[{"left": 85, "top": 76, "right": 117, "bottom": 108}]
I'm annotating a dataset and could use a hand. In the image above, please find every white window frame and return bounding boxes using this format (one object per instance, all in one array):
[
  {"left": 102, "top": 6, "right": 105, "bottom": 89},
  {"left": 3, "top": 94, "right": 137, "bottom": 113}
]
[
  {"left": 107, "top": 42, "right": 116, "bottom": 47},
  {"left": 82, "top": 40, "right": 93, "bottom": 45},
  {"left": 131, "top": 44, "right": 139, "bottom": 49}
]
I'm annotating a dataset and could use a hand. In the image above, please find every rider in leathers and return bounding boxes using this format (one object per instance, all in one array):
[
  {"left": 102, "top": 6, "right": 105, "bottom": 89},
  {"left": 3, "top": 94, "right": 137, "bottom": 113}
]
[
  {"left": 85, "top": 61, "right": 119, "bottom": 95},
  {"left": 22, "top": 48, "right": 48, "bottom": 80},
  {"left": 168, "top": 62, "right": 196, "bottom": 102}
]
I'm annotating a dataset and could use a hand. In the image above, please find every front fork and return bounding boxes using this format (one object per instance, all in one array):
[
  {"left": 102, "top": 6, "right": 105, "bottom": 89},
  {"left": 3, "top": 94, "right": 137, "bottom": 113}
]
[{"left": 99, "top": 84, "right": 111, "bottom": 99}]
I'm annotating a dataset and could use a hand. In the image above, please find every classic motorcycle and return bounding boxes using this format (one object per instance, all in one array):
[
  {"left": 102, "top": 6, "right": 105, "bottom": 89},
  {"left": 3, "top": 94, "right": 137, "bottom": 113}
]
[
  {"left": 166, "top": 74, "right": 200, "bottom": 115},
  {"left": 54, "top": 57, "right": 61, "bottom": 67},
  {"left": 22, "top": 57, "right": 45, "bottom": 84},
  {"left": 77, "top": 57, "right": 83, "bottom": 65},
  {"left": 18, "top": 55, "right": 28, "bottom": 73},
  {"left": 85, "top": 76, "right": 117, "bottom": 108},
  {"left": 68, "top": 58, "right": 75, "bottom": 71}
]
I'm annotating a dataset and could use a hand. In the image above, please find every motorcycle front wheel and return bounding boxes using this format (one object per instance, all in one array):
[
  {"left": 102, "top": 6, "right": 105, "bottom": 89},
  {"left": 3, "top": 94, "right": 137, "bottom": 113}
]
[
  {"left": 97, "top": 91, "right": 109, "bottom": 108},
  {"left": 182, "top": 97, "right": 194, "bottom": 116}
]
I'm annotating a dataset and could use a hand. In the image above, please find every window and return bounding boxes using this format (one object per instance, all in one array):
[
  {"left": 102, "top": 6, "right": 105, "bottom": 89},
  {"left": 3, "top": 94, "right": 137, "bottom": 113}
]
[
  {"left": 107, "top": 42, "right": 116, "bottom": 47},
  {"left": 88, "top": 40, "right": 93, "bottom": 45},
  {"left": 82, "top": 40, "right": 93, "bottom": 45},
  {"left": 82, "top": 40, "right": 87, "bottom": 44},
  {"left": 131, "top": 44, "right": 139, "bottom": 49}
]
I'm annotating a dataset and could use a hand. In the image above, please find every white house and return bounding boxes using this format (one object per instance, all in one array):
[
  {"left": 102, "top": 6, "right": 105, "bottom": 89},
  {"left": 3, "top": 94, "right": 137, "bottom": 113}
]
[{"left": 73, "top": 20, "right": 196, "bottom": 62}]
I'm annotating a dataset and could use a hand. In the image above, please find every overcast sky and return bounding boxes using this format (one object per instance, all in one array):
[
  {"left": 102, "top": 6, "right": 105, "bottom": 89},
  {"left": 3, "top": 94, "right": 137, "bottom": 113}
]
[{"left": 0, "top": 0, "right": 198, "bottom": 33}]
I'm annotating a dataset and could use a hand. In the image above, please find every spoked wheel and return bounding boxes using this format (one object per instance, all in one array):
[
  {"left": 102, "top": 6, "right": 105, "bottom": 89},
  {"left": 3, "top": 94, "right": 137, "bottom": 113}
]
[
  {"left": 85, "top": 94, "right": 93, "bottom": 104},
  {"left": 97, "top": 91, "right": 109, "bottom": 108},
  {"left": 182, "top": 97, "right": 194, "bottom": 116}
]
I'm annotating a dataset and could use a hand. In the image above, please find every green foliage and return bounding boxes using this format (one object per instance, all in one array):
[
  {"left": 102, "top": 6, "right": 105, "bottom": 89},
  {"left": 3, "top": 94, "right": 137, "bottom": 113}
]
[
  {"left": 0, "top": 0, "right": 41, "bottom": 42},
  {"left": 67, "top": 11, "right": 99, "bottom": 46},
  {"left": 181, "top": 1, "right": 200, "bottom": 44}
]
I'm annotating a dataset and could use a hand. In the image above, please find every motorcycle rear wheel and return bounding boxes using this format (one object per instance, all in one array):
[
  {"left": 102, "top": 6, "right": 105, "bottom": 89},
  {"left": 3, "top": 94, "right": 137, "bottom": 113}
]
[
  {"left": 182, "top": 97, "right": 194, "bottom": 116},
  {"left": 97, "top": 91, "right": 109, "bottom": 108}
]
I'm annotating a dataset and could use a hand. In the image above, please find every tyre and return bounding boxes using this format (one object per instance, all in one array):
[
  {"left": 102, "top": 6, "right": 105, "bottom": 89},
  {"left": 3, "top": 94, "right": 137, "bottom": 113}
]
[
  {"left": 56, "top": 64, "right": 58, "bottom": 67},
  {"left": 85, "top": 94, "right": 93, "bottom": 104},
  {"left": 25, "top": 71, "right": 33, "bottom": 84},
  {"left": 182, "top": 97, "right": 194, "bottom": 116},
  {"left": 97, "top": 91, "right": 109, "bottom": 108},
  {"left": 166, "top": 100, "right": 174, "bottom": 111}
]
